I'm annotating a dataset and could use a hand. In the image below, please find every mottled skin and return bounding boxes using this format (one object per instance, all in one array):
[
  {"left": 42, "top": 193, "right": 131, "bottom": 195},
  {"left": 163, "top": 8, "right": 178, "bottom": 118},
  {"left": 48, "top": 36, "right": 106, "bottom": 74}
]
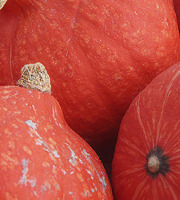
[
  {"left": 0, "top": 86, "right": 113, "bottom": 199},
  {"left": 0, "top": 0, "right": 179, "bottom": 148},
  {"left": 112, "top": 62, "right": 180, "bottom": 199}
]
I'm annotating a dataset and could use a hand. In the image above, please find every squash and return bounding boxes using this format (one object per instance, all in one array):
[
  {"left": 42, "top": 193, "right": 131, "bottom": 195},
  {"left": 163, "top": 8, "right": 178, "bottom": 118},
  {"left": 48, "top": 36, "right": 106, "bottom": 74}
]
[
  {"left": 0, "top": 0, "right": 179, "bottom": 147},
  {"left": 174, "top": 0, "right": 180, "bottom": 31},
  {"left": 0, "top": 62, "right": 113, "bottom": 199},
  {"left": 112, "top": 61, "right": 180, "bottom": 199}
]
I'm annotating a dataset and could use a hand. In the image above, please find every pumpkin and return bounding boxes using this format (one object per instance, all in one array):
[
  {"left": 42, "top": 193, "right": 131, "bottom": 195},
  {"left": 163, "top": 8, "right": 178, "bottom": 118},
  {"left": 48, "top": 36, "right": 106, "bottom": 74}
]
[
  {"left": 174, "top": 0, "right": 180, "bottom": 31},
  {"left": 0, "top": 62, "right": 113, "bottom": 199},
  {"left": 0, "top": 0, "right": 179, "bottom": 148},
  {"left": 112, "top": 61, "right": 180, "bottom": 199}
]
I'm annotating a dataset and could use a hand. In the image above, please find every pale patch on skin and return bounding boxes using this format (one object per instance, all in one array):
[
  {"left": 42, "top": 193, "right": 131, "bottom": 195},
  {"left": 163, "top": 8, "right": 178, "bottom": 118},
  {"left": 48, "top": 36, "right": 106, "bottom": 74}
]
[
  {"left": 48, "top": 137, "right": 57, "bottom": 145},
  {"left": 3, "top": 107, "right": 8, "bottom": 112},
  {"left": 19, "top": 159, "right": 37, "bottom": 188},
  {"left": 82, "top": 148, "right": 107, "bottom": 192},
  {"left": 5, "top": 192, "right": 18, "bottom": 200},
  {"left": 96, "top": 172, "right": 107, "bottom": 192},
  {"left": 25, "top": 120, "right": 38, "bottom": 130},
  {"left": 68, "top": 147, "right": 78, "bottom": 166},
  {"left": 23, "top": 146, "right": 32, "bottom": 155},
  {"left": 41, "top": 181, "right": 51, "bottom": 192},
  {"left": 25, "top": 120, "right": 61, "bottom": 160},
  {"left": 61, "top": 169, "right": 67, "bottom": 175},
  {"left": 8, "top": 141, "right": 15, "bottom": 149},
  {"left": 0, "top": 152, "right": 18, "bottom": 170},
  {"left": 4, "top": 128, "right": 12, "bottom": 136}
]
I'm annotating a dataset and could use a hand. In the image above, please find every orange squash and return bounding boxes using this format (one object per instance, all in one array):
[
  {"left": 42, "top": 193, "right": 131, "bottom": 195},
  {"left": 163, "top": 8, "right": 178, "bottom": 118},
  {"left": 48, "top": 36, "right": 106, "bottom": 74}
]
[
  {"left": 112, "top": 61, "right": 180, "bottom": 199},
  {"left": 0, "top": 63, "right": 113, "bottom": 199},
  {"left": 0, "top": 0, "right": 179, "bottom": 147}
]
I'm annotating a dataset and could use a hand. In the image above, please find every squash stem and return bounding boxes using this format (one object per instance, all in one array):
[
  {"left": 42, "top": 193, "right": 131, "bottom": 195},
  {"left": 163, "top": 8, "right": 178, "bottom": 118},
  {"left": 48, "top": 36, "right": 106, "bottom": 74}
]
[
  {"left": 17, "top": 62, "right": 51, "bottom": 94},
  {"left": 147, "top": 155, "right": 159, "bottom": 173}
]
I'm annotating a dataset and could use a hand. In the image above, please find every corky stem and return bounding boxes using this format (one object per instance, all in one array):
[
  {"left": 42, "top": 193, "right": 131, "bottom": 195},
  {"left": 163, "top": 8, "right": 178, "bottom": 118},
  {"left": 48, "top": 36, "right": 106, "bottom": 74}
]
[
  {"left": 145, "top": 146, "right": 169, "bottom": 179},
  {"left": 17, "top": 62, "right": 51, "bottom": 94}
]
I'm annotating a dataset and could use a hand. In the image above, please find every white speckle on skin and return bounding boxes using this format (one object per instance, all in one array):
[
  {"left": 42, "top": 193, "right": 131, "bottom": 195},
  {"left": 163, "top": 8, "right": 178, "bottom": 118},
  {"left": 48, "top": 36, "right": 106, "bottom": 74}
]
[
  {"left": 55, "top": 183, "right": 60, "bottom": 191},
  {"left": 69, "top": 192, "right": 73, "bottom": 195},
  {"left": 36, "top": 138, "right": 44, "bottom": 145},
  {"left": 78, "top": 158, "right": 83, "bottom": 164},
  {"left": 25, "top": 120, "right": 38, "bottom": 130},
  {"left": 82, "top": 149, "right": 90, "bottom": 156},
  {"left": 97, "top": 172, "right": 107, "bottom": 191},
  {"left": 19, "top": 159, "right": 37, "bottom": 188},
  {"left": 83, "top": 149, "right": 107, "bottom": 192},
  {"left": 86, "top": 169, "right": 94, "bottom": 180},
  {"left": 68, "top": 147, "right": 77, "bottom": 166},
  {"left": 41, "top": 182, "right": 51, "bottom": 192},
  {"left": 32, "top": 105, "right": 36, "bottom": 113},
  {"left": 61, "top": 169, "right": 67, "bottom": 175},
  {"left": 93, "top": 183, "right": 98, "bottom": 191},
  {"left": 91, "top": 188, "right": 95, "bottom": 193},
  {"left": 25, "top": 120, "right": 60, "bottom": 160},
  {"left": 52, "top": 150, "right": 60, "bottom": 158}
]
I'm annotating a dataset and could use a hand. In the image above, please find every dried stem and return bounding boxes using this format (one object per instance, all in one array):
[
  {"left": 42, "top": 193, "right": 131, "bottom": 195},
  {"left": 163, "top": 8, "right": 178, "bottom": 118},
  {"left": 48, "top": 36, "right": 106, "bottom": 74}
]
[{"left": 17, "top": 62, "right": 51, "bottom": 94}]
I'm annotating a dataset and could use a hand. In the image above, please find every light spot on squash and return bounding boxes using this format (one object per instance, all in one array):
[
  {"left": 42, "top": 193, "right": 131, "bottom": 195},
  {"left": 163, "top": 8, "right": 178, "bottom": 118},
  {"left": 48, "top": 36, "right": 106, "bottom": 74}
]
[
  {"left": 41, "top": 181, "right": 51, "bottom": 192},
  {"left": 97, "top": 172, "right": 107, "bottom": 192},
  {"left": 5, "top": 192, "right": 18, "bottom": 200},
  {"left": 25, "top": 120, "right": 38, "bottom": 130},
  {"left": 52, "top": 165, "right": 57, "bottom": 174},
  {"left": 77, "top": 172, "right": 84, "bottom": 183},
  {"left": 52, "top": 150, "right": 60, "bottom": 158},
  {"left": 12, "top": 124, "right": 19, "bottom": 129},
  {"left": 0, "top": 153, "right": 18, "bottom": 170},
  {"left": 42, "top": 161, "right": 50, "bottom": 168},
  {"left": 23, "top": 146, "right": 32, "bottom": 155},
  {"left": 19, "top": 159, "right": 37, "bottom": 188},
  {"left": 8, "top": 141, "right": 15, "bottom": 149},
  {"left": 82, "top": 149, "right": 90, "bottom": 157},
  {"left": 48, "top": 137, "right": 57, "bottom": 145},
  {"left": 156, "top": 4, "right": 160, "bottom": 9},
  {"left": 86, "top": 169, "right": 94, "bottom": 180},
  {"left": 61, "top": 169, "right": 67, "bottom": 175},
  {"left": 69, "top": 192, "right": 73, "bottom": 195},
  {"left": 3, "top": 107, "right": 7, "bottom": 111},
  {"left": 4, "top": 128, "right": 11, "bottom": 136},
  {"left": 2, "top": 90, "right": 11, "bottom": 94},
  {"left": 68, "top": 147, "right": 78, "bottom": 166},
  {"left": 14, "top": 111, "right": 21, "bottom": 115}
]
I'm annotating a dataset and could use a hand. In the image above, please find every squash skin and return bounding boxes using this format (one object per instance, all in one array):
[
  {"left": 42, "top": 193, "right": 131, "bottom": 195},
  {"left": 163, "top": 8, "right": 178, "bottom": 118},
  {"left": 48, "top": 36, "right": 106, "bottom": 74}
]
[
  {"left": 0, "top": 86, "right": 113, "bottom": 199},
  {"left": 112, "top": 61, "right": 180, "bottom": 200},
  {"left": 0, "top": 0, "right": 179, "bottom": 147},
  {"left": 173, "top": 0, "right": 180, "bottom": 31}
]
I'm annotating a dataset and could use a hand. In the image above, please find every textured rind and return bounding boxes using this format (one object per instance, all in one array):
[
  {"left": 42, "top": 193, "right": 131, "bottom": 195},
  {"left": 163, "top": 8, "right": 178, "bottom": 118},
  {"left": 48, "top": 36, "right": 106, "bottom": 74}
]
[
  {"left": 0, "top": 0, "right": 179, "bottom": 146},
  {"left": 112, "top": 61, "right": 180, "bottom": 200},
  {"left": 0, "top": 86, "right": 113, "bottom": 199},
  {"left": 173, "top": 0, "right": 180, "bottom": 31}
]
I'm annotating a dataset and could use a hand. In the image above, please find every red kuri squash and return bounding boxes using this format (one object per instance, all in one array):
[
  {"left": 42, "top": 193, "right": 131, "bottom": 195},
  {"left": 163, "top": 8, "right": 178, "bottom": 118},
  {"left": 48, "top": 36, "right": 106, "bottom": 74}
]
[
  {"left": 173, "top": 0, "right": 180, "bottom": 31},
  {"left": 112, "top": 61, "right": 180, "bottom": 199},
  {"left": 0, "top": 0, "right": 179, "bottom": 147},
  {"left": 0, "top": 62, "right": 113, "bottom": 199}
]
